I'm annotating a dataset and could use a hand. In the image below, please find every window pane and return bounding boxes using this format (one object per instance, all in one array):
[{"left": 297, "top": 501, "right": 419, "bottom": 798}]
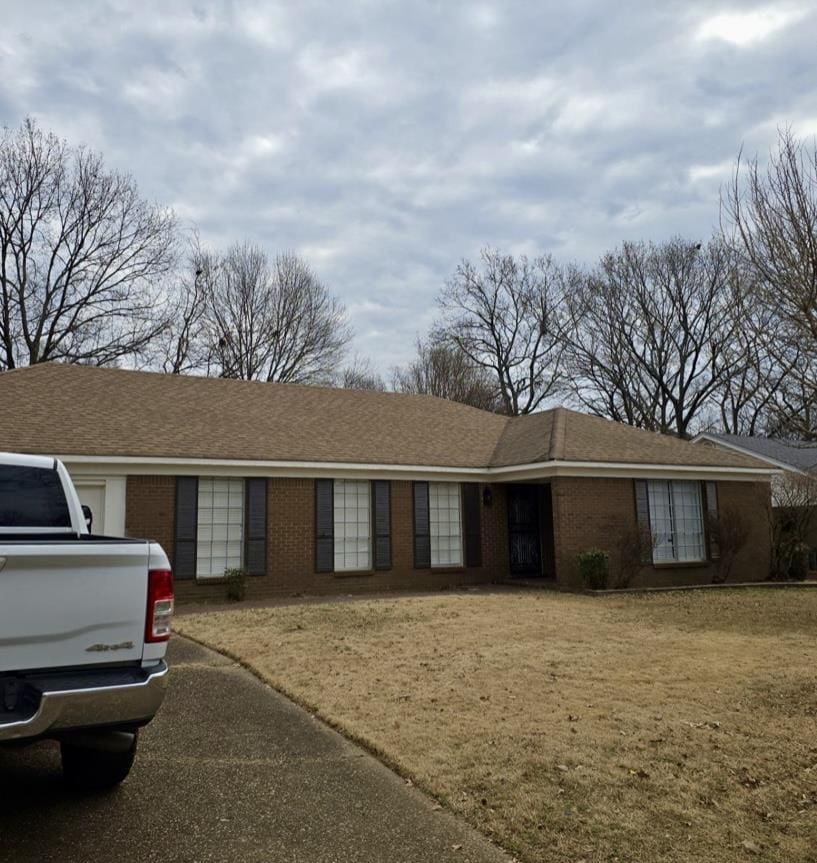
[
  {"left": 333, "top": 479, "right": 371, "bottom": 571},
  {"left": 196, "top": 477, "right": 244, "bottom": 578},
  {"left": 430, "top": 482, "right": 462, "bottom": 567},
  {"left": 647, "top": 480, "right": 674, "bottom": 562},
  {"left": 0, "top": 465, "right": 71, "bottom": 528},
  {"left": 647, "top": 479, "right": 705, "bottom": 564},
  {"left": 671, "top": 481, "right": 705, "bottom": 562}
]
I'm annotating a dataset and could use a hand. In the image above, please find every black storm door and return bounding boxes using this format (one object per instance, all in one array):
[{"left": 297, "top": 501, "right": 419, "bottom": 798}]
[{"left": 507, "top": 485, "right": 542, "bottom": 576}]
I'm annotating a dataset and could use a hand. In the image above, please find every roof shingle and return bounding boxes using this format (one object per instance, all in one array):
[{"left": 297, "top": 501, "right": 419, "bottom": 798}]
[{"left": 0, "top": 364, "right": 768, "bottom": 471}]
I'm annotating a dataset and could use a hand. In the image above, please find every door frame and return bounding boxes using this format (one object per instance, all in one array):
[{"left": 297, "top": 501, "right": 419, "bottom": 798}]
[{"left": 506, "top": 483, "right": 544, "bottom": 577}]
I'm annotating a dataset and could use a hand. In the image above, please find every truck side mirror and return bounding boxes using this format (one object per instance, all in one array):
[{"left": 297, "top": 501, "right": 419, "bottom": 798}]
[{"left": 82, "top": 504, "right": 93, "bottom": 533}]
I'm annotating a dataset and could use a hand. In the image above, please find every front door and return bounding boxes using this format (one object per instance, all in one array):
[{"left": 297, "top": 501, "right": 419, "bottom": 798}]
[{"left": 507, "top": 485, "right": 542, "bottom": 576}]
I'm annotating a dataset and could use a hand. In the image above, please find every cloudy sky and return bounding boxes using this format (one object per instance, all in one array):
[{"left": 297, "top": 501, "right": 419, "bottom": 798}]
[{"left": 1, "top": 1, "right": 815, "bottom": 371}]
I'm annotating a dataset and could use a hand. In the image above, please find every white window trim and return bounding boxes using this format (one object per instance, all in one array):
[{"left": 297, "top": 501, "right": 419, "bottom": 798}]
[
  {"left": 648, "top": 480, "right": 706, "bottom": 565},
  {"left": 429, "top": 481, "right": 463, "bottom": 568},
  {"left": 196, "top": 477, "right": 245, "bottom": 579},
  {"left": 333, "top": 479, "right": 372, "bottom": 573}
]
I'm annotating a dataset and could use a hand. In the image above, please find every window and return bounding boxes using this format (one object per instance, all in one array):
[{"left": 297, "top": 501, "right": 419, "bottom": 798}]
[
  {"left": 0, "top": 465, "right": 71, "bottom": 528},
  {"left": 647, "top": 480, "right": 705, "bottom": 563},
  {"left": 430, "top": 482, "right": 462, "bottom": 567},
  {"left": 334, "top": 480, "right": 371, "bottom": 571},
  {"left": 196, "top": 478, "right": 244, "bottom": 578}
]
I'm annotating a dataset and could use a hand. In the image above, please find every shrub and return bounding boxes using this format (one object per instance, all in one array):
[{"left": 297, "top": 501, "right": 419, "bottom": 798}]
[
  {"left": 615, "top": 525, "right": 651, "bottom": 589},
  {"left": 789, "top": 543, "right": 810, "bottom": 581},
  {"left": 577, "top": 549, "right": 609, "bottom": 590},
  {"left": 709, "top": 504, "right": 750, "bottom": 585},
  {"left": 224, "top": 568, "right": 248, "bottom": 602}
]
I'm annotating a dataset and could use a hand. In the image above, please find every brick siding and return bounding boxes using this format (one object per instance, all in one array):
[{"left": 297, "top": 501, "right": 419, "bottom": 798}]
[
  {"left": 550, "top": 476, "right": 772, "bottom": 589},
  {"left": 125, "top": 474, "right": 772, "bottom": 602},
  {"left": 126, "top": 476, "right": 509, "bottom": 604}
]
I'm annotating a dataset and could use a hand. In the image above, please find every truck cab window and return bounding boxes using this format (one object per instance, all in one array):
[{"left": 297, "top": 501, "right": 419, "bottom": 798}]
[{"left": 0, "top": 466, "right": 71, "bottom": 527}]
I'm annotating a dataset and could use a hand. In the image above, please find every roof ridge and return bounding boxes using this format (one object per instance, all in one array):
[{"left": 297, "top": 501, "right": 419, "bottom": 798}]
[{"left": 548, "top": 406, "right": 566, "bottom": 460}]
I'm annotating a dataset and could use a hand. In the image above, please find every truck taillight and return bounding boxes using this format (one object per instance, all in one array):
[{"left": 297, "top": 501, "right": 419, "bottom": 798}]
[{"left": 146, "top": 568, "right": 174, "bottom": 643}]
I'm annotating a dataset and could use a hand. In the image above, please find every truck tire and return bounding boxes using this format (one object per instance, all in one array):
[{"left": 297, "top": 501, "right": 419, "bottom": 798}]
[{"left": 60, "top": 732, "right": 138, "bottom": 791}]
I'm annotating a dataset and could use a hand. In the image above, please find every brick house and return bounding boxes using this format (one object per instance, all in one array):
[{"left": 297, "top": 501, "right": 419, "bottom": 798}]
[{"left": 0, "top": 364, "right": 774, "bottom": 600}]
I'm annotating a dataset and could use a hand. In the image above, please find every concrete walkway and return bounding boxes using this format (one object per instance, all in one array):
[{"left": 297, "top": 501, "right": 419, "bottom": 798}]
[{"left": 0, "top": 637, "right": 512, "bottom": 863}]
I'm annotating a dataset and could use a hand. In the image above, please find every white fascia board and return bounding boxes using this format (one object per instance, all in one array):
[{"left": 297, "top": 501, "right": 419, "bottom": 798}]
[
  {"left": 59, "top": 454, "right": 776, "bottom": 483},
  {"left": 691, "top": 434, "right": 804, "bottom": 475}
]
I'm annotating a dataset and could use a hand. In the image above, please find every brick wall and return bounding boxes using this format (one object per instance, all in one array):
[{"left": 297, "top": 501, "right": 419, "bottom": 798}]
[
  {"left": 126, "top": 476, "right": 509, "bottom": 603},
  {"left": 125, "top": 475, "right": 175, "bottom": 559},
  {"left": 550, "top": 476, "right": 772, "bottom": 589},
  {"left": 126, "top": 473, "right": 773, "bottom": 600}
]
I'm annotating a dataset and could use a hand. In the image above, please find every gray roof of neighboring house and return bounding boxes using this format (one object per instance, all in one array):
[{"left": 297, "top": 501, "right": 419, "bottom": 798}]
[{"left": 697, "top": 433, "right": 817, "bottom": 472}]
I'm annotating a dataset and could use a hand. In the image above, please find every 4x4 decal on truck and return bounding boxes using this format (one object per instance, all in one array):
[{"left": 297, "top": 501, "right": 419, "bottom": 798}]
[{"left": 85, "top": 641, "right": 135, "bottom": 652}]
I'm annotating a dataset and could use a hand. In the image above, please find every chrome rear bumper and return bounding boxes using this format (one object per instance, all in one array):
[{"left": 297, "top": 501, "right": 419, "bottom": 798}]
[{"left": 0, "top": 661, "right": 168, "bottom": 742}]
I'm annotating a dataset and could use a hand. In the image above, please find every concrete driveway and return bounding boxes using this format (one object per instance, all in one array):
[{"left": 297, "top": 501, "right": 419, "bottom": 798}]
[{"left": 0, "top": 637, "right": 511, "bottom": 863}]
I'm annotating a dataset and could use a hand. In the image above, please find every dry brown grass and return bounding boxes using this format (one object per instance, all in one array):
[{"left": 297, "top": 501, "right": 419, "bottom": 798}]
[{"left": 176, "top": 589, "right": 817, "bottom": 863}]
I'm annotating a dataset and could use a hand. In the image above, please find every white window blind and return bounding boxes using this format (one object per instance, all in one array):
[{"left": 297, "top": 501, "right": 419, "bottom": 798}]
[
  {"left": 430, "top": 482, "right": 463, "bottom": 567},
  {"left": 196, "top": 477, "right": 244, "bottom": 578},
  {"left": 334, "top": 479, "right": 371, "bottom": 571},
  {"left": 647, "top": 480, "right": 705, "bottom": 563}
]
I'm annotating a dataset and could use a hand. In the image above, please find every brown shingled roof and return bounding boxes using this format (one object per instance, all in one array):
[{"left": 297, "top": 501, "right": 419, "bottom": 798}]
[{"left": 0, "top": 363, "right": 768, "bottom": 471}]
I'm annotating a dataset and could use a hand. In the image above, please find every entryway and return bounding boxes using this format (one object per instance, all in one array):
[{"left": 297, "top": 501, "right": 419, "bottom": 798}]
[{"left": 506, "top": 483, "right": 556, "bottom": 579}]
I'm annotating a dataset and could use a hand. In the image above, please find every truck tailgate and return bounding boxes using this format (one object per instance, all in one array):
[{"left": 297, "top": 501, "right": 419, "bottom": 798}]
[{"left": 0, "top": 541, "right": 150, "bottom": 672}]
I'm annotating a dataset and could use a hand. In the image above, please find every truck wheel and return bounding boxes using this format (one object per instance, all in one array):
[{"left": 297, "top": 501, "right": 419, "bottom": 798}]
[{"left": 60, "top": 732, "right": 138, "bottom": 791}]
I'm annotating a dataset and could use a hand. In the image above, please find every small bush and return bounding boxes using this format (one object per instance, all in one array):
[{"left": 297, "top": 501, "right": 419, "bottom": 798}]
[
  {"left": 577, "top": 549, "right": 609, "bottom": 590},
  {"left": 224, "top": 568, "right": 248, "bottom": 602},
  {"left": 789, "top": 544, "right": 810, "bottom": 581}
]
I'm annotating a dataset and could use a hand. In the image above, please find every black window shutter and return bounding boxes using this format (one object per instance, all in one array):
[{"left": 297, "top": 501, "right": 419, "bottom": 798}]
[
  {"left": 703, "top": 481, "right": 720, "bottom": 561},
  {"left": 372, "top": 480, "right": 391, "bottom": 570},
  {"left": 634, "top": 479, "right": 652, "bottom": 564},
  {"left": 463, "top": 483, "right": 482, "bottom": 567},
  {"left": 244, "top": 478, "right": 267, "bottom": 575},
  {"left": 174, "top": 476, "right": 198, "bottom": 580},
  {"left": 413, "top": 481, "right": 430, "bottom": 569},
  {"left": 315, "top": 479, "right": 334, "bottom": 573}
]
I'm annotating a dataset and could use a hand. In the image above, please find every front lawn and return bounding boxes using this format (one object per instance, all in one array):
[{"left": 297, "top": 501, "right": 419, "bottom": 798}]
[{"left": 176, "top": 589, "right": 817, "bottom": 863}]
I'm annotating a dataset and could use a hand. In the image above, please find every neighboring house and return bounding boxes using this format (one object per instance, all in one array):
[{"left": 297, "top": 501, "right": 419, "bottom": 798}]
[
  {"left": 694, "top": 432, "right": 817, "bottom": 573},
  {"left": 0, "top": 364, "right": 774, "bottom": 601}
]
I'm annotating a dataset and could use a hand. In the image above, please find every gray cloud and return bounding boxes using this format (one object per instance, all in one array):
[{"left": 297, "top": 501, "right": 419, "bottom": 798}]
[{"left": 1, "top": 0, "right": 815, "bottom": 369}]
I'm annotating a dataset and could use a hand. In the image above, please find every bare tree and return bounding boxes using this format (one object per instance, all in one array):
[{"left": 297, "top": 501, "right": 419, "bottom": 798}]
[
  {"left": 434, "top": 249, "right": 567, "bottom": 415},
  {"left": 565, "top": 238, "right": 746, "bottom": 436},
  {"left": 337, "top": 355, "right": 387, "bottom": 391},
  {"left": 0, "top": 119, "right": 176, "bottom": 369},
  {"left": 392, "top": 337, "right": 502, "bottom": 411},
  {"left": 724, "top": 128, "right": 817, "bottom": 350},
  {"left": 203, "top": 243, "right": 351, "bottom": 384},
  {"left": 156, "top": 234, "right": 211, "bottom": 374},
  {"left": 723, "top": 129, "right": 817, "bottom": 439},
  {"left": 716, "top": 273, "right": 800, "bottom": 435},
  {"left": 766, "top": 368, "right": 817, "bottom": 440}
]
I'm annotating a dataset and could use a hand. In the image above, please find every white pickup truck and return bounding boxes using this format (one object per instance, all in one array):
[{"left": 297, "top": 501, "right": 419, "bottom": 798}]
[{"left": 0, "top": 452, "right": 173, "bottom": 789}]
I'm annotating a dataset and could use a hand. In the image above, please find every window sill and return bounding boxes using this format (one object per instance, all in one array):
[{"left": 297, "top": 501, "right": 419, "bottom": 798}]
[
  {"left": 429, "top": 565, "right": 466, "bottom": 574},
  {"left": 651, "top": 560, "right": 709, "bottom": 570},
  {"left": 332, "top": 570, "right": 377, "bottom": 578}
]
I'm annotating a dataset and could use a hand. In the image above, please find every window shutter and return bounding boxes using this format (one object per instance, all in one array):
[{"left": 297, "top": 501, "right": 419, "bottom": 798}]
[
  {"left": 703, "top": 481, "right": 720, "bottom": 561},
  {"left": 244, "top": 478, "right": 267, "bottom": 575},
  {"left": 413, "top": 481, "right": 430, "bottom": 569},
  {"left": 634, "top": 479, "right": 652, "bottom": 564},
  {"left": 463, "top": 483, "right": 482, "bottom": 567},
  {"left": 174, "top": 476, "right": 198, "bottom": 580},
  {"left": 315, "top": 479, "right": 334, "bottom": 573},
  {"left": 372, "top": 480, "right": 391, "bottom": 570}
]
